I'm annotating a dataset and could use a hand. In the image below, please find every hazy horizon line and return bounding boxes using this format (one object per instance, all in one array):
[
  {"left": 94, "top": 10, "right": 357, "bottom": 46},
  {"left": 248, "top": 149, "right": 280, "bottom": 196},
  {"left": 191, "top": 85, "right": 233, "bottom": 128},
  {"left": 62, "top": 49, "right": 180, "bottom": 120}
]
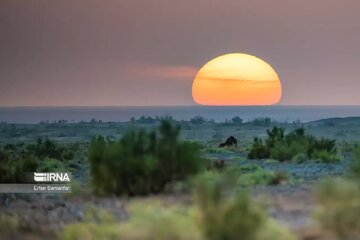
[{"left": 1, "top": 104, "right": 360, "bottom": 108}]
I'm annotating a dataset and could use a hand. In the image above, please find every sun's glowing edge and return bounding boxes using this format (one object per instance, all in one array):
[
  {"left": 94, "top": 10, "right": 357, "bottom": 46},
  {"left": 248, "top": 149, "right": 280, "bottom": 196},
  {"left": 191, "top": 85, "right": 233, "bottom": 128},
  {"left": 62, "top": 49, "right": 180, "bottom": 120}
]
[{"left": 192, "top": 53, "right": 282, "bottom": 106}]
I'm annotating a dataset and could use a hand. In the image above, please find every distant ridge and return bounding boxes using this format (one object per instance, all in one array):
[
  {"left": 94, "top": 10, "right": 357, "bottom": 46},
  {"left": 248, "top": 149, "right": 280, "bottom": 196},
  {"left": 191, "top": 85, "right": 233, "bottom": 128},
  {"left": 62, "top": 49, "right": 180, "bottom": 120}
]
[{"left": 306, "top": 116, "right": 360, "bottom": 125}]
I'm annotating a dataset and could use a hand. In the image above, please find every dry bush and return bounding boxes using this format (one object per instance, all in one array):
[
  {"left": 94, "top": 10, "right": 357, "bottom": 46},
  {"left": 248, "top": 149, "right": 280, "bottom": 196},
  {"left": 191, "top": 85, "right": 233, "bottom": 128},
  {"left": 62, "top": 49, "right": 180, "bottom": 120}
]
[{"left": 315, "top": 178, "right": 360, "bottom": 239}]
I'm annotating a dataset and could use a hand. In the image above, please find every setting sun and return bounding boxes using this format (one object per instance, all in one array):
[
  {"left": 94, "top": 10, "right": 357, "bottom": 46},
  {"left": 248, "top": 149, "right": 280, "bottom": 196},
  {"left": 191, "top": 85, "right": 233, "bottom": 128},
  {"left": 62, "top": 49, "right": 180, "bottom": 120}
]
[{"left": 192, "top": 53, "right": 282, "bottom": 105}]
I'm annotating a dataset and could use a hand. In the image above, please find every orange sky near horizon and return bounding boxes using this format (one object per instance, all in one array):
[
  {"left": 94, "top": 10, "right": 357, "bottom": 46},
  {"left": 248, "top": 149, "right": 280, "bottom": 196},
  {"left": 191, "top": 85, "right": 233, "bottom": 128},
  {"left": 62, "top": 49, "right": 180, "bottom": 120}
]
[{"left": 192, "top": 53, "right": 282, "bottom": 105}]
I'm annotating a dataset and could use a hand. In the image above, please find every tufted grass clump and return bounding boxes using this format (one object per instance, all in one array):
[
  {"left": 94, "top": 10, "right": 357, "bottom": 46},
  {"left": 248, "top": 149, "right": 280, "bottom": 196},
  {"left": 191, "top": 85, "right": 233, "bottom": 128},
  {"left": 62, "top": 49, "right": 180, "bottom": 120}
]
[
  {"left": 61, "top": 203, "right": 202, "bottom": 240},
  {"left": 202, "top": 146, "right": 233, "bottom": 154},
  {"left": 312, "top": 149, "right": 340, "bottom": 163},
  {"left": 0, "top": 213, "right": 20, "bottom": 235},
  {"left": 220, "top": 165, "right": 291, "bottom": 187},
  {"left": 194, "top": 172, "right": 265, "bottom": 240},
  {"left": 315, "top": 178, "right": 360, "bottom": 239},
  {"left": 89, "top": 120, "right": 205, "bottom": 196},
  {"left": 237, "top": 169, "right": 290, "bottom": 187},
  {"left": 193, "top": 171, "right": 296, "bottom": 240},
  {"left": 292, "top": 153, "right": 308, "bottom": 163},
  {"left": 61, "top": 171, "right": 296, "bottom": 240}
]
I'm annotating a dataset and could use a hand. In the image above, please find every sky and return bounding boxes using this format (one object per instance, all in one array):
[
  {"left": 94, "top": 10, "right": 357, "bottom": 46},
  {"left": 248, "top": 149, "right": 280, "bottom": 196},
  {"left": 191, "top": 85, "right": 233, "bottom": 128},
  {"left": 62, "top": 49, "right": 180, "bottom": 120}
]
[{"left": 1, "top": 0, "right": 360, "bottom": 106}]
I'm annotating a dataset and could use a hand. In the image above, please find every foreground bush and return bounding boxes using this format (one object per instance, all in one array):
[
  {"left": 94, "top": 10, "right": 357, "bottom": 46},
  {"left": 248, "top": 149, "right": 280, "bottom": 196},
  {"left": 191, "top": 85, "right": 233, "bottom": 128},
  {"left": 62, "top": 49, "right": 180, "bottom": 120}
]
[
  {"left": 61, "top": 173, "right": 296, "bottom": 240},
  {"left": 89, "top": 120, "right": 205, "bottom": 196},
  {"left": 248, "top": 127, "right": 338, "bottom": 162},
  {"left": 350, "top": 146, "right": 360, "bottom": 178},
  {"left": 0, "top": 213, "right": 19, "bottom": 235},
  {"left": 194, "top": 172, "right": 265, "bottom": 240},
  {"left": 61, "top": 203, "right": 202, "bottom": 240},
  {"left": 193, "top": 172, "right": 296, "bottom": 240},
  {"left": 315, "top": 178, "right": 360, "bottom": 239}
]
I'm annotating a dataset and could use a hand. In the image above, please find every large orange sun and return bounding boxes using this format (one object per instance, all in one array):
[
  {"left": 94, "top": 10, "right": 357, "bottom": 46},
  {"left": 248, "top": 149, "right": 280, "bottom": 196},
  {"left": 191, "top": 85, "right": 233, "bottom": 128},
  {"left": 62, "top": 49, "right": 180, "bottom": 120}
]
[{"left": 192, "top": 53, "right": 282, "bottom": 105}]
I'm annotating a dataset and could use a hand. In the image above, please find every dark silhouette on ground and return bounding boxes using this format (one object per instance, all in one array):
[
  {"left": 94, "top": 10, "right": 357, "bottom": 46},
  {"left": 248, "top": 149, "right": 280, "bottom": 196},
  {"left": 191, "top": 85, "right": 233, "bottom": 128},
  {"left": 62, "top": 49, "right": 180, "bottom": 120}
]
[{"left": 219, "top": 136, "right": 237, "bottom": 148}]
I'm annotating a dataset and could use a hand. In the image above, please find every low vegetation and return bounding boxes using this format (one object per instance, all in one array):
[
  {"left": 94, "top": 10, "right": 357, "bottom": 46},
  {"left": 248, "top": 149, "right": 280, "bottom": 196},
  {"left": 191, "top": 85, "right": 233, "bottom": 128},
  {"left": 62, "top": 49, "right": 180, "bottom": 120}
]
[
  {"left": 248, "top": 117, "right": 272, "bottom": 126},
  {"left": 0, "top": 213, "right": 20, "bottom": 235},
  {"left": 0, "top": 149, "right": 38, "bottom": 183},
  {"left": 202, "top": 146, "right": 234, "bottom": 154},
  {"left": 62, "top": 203, "right": 202, "bottom": 240},
  {"left": 3, "top": 116, "right": 360, "bottom": 239},
  {"left": 237, "top": 169, "right": 290, "bottom": 187},
  {"left": 193, "top": 171, "right": 296, "bottom": 240},
  {"left": 248, "top": 127, "right": 338, "bottom": 162},
  {"left": 220, "top": 165, "right": 291, "bottom": 187},
  {"left": 61, "top": 172, "right": 296, "bottom": 240},
  {"left": 194, "top": 171, "right": 265, "bottom": 240},
  {"left": 315, "top": 178, "right": 360, "bottom": 239},
  {"left": 88, "top": 120, "right": 205, "bottom": 196},
  {"left": 0, "top": 138, "right": 79, "bottom": 183},
  {"left": 314, "top": 149, "right": 360, "bottom": 239},
  {"left": 350, "top": 146, "right": 360, "bottom": 178},
  {"left": 26, "top": 137, "right": 75, "bottom": 161}
]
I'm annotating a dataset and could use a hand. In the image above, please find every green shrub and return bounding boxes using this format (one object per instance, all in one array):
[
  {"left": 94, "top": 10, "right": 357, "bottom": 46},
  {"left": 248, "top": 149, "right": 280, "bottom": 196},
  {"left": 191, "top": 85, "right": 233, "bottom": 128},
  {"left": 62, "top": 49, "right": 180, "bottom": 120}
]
[
  {"left": 37, "top": 158, "right": 65, "bottom": 172},
  {"left": 350, "top": 146, "right": 360, "bottom": 178},
  {"left": 0, "top": 149, "right": 38, "bottom": 183},
  {"left": 193, "top": 172, "right": 296, "bottom": 240},
  {"left": 264, "top": 159, "right": 279, "bottom": 163},
  {"left": 89, "top": 120, "right": 205, "bottom": 196},
  {"left": 248, "top": 137, "right": 269, "bottom": 159},
  {"left": 265, "top": 127, "right": 285, "bottom": 149},
  {"left": 26, "top": 137, "right": 62, "bottom": 159},
  {"left": 312, "top": 150, "right": 340, "bottom": 163},
  {"left": 26, "top": 137, "right": 76, "bottom": 161},
  {"left": 308, "top": 138, "right": 336, "bottom": 158},
  {"left": 248, "top": 127, "right": 338, "bottom": 162},
  {"left": 0, "top": 139, "right": 78, "bottom": 183},
  {"left": 269, "top": 142, "right": 296, "bottom": 162},
  {"left": 315, "top": 178, "right": 360, "bottom": 239},
  {"left": 292, "top": 153, "right": 307, "bottom": 163},
  {"left": 236, "top": 168, "right": 290, "bottom": 187},
  {"left": 271, "top": 140, "right": 309, "bottom": 162},
  {"left": 194, "top": 172, "right": 265, "bottom": 240}
]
